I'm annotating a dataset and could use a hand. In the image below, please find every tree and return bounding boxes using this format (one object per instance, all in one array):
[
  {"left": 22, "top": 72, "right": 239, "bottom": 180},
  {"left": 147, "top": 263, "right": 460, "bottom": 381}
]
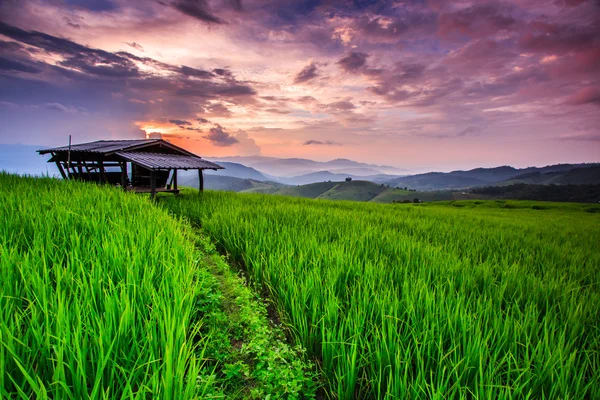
[{"left": 345, "top": 177, "right": 352, "bottom": 182}]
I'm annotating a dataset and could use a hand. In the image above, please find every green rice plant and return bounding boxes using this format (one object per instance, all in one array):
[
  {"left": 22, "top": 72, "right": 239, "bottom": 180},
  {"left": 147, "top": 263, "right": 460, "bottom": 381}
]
[
  {"left": 163, "top": 190, "right": 600, "bottom": 399},
  {"left": 0, "top": 173, "right": 211, "bottom": 398},
  {"left": 0, "top": 174, "right": 318, "bottom": 399}
]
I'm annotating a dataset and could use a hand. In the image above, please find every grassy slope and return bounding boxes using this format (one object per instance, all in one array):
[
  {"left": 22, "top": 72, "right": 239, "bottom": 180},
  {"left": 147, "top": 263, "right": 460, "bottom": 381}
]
[
  {"left": 370, "top": 188, "right": 456, "bottom": 203},
  {"left": 163, "top": 191, "right": 600, "bottom": 399},
  {"left": 316, "top": 180, "right": 386, "bottom": 201},
  {"left": 0, "top": 175, "right": 316, "bottom": 399},
  {"left": 274, "top": 181, "right": 339, "bottom": 198}
]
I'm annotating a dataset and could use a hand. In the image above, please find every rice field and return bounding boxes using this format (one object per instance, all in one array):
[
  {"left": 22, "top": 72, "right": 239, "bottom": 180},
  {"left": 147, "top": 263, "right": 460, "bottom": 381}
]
[
  {"left": 163, "top": 191, "right": 600, "bottom": 399},
  {"left": 0, "top": 174, "right": 316, "bottom": 399}
]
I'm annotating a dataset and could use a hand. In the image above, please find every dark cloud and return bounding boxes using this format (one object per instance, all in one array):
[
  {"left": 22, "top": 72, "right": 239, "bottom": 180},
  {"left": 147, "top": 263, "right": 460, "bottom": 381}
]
[
  {"left": 64, "top": 0, "right": 117, "bottom": 12},
  {"left": 457, "top": 126, "right": 481, "bottom": 137},
  {"left": 325, "top": 100, "right": 355, "bottom": 112},
  {"left": 439, "top": 3, "right": 516, "bottom": 39},
  {"left": 204, "top": 124, "right": 239, "bottom": 146},
  {"left": 170, "top": 0, "right": 224, "bottom": 24},
  {"left": 337, "top": 52, "right": 369, "bottom": 73},
  {"left": 294, "top": 61, "right": 320, "bottom": 84},
  {"left": 63, "top": 17, "right": 80, "bottom": 29},
  {"left": 303, "top": 140, "right": 340, "bottom": 145},
  {"left": 0, "top": 56, "right": 41, "bottom": 73},
  {"left": 169, "top": 119, "right": 192, "bottom": 125},
  {"left": 0, "top": 21, "right": 259, "bottom": 119},
  {"left": 565, "top": 87, "right": 600, "bottom": 105},
  {"left": 125, "top": 42, "right": 144, "bottom": 51},
  {"left": 519, "top": 23, "right": 599, "bottom": 53},
  {"left": 203, "top": 103, "right": 233, "bottom": 117},
  {"left": 197, "top": 117, "right": 210, "bottom": 123}
]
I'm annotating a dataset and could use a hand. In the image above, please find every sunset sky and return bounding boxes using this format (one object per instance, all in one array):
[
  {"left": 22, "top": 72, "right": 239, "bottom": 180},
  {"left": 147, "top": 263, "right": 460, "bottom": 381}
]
[{"left": 0, "top": 0, "right": 598, "bottom": 171}]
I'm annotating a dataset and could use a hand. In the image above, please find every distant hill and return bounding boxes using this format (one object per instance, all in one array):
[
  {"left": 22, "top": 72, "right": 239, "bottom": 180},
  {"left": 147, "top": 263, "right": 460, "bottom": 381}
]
[
  {"left": 204, "top": 161, "right": 271, "bottom": 181},
  {"left": 501, "top": 166, "right": 600, "bottom": 186},
  {"left": 384, "top": 164, "right": 600, "bottom": 191},
  {"left": 274, "top": 181, "right": 339, "bottom": 198},
  {"left": 277, "top": 170, "right": 404, "bottom": 186},
  {"left": 385, "top": 173, "right": 489, "bottom": 191},
  {"left": 178, "top": 172, "right": 284, "bottom": 193},
  {"left": 212, "top": 155, "right": 408, "bottom": 177},
  {"left": 316, "top": 180, "right": 388, "bottom": 201},
  {"left": 470, "top": 183, "right": 600, "bottom": 203}
]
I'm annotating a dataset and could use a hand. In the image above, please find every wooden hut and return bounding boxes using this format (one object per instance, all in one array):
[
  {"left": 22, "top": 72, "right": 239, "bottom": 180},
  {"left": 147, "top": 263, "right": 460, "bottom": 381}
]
[{"left": 38, "top": 139, "right": 223, "bottom": 198}]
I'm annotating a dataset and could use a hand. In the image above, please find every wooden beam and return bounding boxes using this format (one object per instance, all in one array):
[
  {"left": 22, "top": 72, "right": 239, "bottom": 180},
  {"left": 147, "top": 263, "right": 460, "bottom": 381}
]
[
  {"left": 150, "top": 170, "right": 156, "bottom": 200},
  {"left": 198, "top": 169, "right": 204, "bottom": 193},
  {"left": 55, "top": 161, "right": 67, "bottom": 180},
  {"left": 173, "top": 169, "right": 178, "bottom": 190}
]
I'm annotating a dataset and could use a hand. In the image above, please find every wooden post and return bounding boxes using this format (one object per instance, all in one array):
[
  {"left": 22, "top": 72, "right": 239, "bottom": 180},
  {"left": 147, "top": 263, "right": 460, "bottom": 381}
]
[
  {"left": 173, "top": 169, "right": 178, "bottom": 190},
  {"left": 67, "top": 135, "right": 71, "bottom": 179},
  {"left": 150, "top": 170, "right": 157, "bottom": 200},
  {"left": 99, "top": 159, "right": 106, "bottom": 183},
  {"left": 77, "top": 160, "right": 84, "bottom": 178},
  {"left": 198, "top": 169, "right": 204, "bottom": 193},
  {"left": 120, "top": 162, "right": 127, "bottom": 188}
]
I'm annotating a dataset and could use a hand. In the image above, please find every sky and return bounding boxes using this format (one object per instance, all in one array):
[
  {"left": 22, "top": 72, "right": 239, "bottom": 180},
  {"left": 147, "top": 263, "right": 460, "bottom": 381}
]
[{"left": 0, "top": 0, "right": 598, "bottom": 171}]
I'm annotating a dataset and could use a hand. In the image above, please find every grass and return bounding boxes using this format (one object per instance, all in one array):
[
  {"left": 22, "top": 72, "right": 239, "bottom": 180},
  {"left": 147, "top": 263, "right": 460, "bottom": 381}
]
[
  {"left": 274, "top": 181, "right": 339, "bottom": 198},
  {"left": 316, "top": 180, "right": 386, "bottom": 201},
  {"left": 163, "top": 190, "right": 600, "bottom": 399},
  {"left": 0, "top": 174, "right": 316, "bottom": 399}
]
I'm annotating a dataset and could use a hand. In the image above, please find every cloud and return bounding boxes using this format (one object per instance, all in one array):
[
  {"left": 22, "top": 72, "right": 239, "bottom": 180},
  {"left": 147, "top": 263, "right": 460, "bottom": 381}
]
[
  {"left": 204, "top": 124, "right": 239, "bottom": 146},
  {"left": 125, "top": 42, "right": 144, "bottom": 51},
  {"left": 203, "top": 103, "right": 233, "bottom": 117},
  {"left": 197, "top": 117, "right": 210, "bottom": 123},
  {"left": 294, "top": 61, "right": 320, "bottom": 84},
  {"left": 303, "top": 140, "right": 341, "bottom": 145},
  {"left": 234, "top": 129, "right": 261, "bottom": 155},
  {"left": 43, "top": 102, "right": 86, "bottom": 113},
  {"left": 565, "top": 87, "right": 600, "bottom": 105},
  {"left": 146, "top": 131, "right": 163, "bottom": 139},
  {"left": 325, "top": 100, "right": 355, "bottom": 112},
  {"left": 170, "top": 0, "right": 225, "bottom": 24},
  {"left": 63, "top": 17, "right": 80, "bottom": 29},
  {"left": 337, "top": 52, "right": 369, "bottom": 73},
  {"left": 439, "top": 3, "right": 516, "bottom": 39},
  {"left": 169, "top": 119, "right": 192, "bottom": 125},
  {"left": 0, "top": 56, "right": 41, "bottom": 73}
]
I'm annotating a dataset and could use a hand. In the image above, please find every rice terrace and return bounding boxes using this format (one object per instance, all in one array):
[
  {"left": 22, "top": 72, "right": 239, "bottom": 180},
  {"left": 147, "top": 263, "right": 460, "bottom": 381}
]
[
  {"left": 1, "top": 0, "right": 600, "bottom": 398},
  {"left": 2, "top": 171, "right": 599, "bottom": 398}
]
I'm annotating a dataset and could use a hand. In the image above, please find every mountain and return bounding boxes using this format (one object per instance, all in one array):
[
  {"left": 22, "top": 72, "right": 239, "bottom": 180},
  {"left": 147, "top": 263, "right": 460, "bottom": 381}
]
[
  {"left": 204, "top": 161, "right": 270, "bottom": 181},
  {"left": 212, "top": 155, "right": 408, "bottom": 177},
  {"left": 501, "top": 166, "right": 600, "bottom": 186},
  {"left": 384, "top": 164, "right": 600, "bottom": 191},
  {"left": 385, "top": 172, "right": 489, "bottom": 191},
  {"left": 276, "top": 170, "right": 404, "bottom": 186}
]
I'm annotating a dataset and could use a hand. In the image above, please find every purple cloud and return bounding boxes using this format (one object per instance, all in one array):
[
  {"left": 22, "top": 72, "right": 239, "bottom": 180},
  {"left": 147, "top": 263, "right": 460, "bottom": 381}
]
[{"left": 204, "top": 124, "right": 239, "bottom": 146}]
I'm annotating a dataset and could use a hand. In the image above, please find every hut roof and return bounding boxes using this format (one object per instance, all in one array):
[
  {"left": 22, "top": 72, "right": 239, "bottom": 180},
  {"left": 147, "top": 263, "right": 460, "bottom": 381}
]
[
  {"left": 37, "top": 139, "right": 223, "bottom": 171},
  {"left": 38, "top": 139, "right": 162, "bottom": 155},
  {"left": 117, "top": 151, "right": 222, "bottom": 170}
]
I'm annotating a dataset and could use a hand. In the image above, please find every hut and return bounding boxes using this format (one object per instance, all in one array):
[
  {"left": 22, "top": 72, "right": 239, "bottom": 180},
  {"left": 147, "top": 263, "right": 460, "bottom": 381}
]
[{"left": 38, "top": 139, "right": 223, "bottom": 198}]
